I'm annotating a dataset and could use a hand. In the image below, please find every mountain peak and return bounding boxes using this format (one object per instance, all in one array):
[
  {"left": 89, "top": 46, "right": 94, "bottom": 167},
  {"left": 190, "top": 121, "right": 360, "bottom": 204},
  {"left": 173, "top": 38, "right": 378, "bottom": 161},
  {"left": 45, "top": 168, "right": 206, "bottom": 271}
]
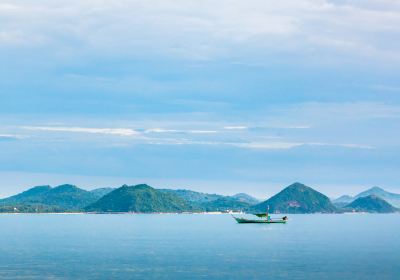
[
  {"left": 285, "top": 182, "right": 314, "bottom": 193},
  {"left": 120, "top": 184, "right": 153, "bottom": 190},
  {"left": 52, "top": 184, "right": 81, "bottom": 193},
  {"left": 368, "top": 186, "right": 385, "bottom": 192},
  {"left": 85, "top": 183, "right": 193, "bottom": 213},
  {"left": 134, "top": 184, "right": 153, "bottom": 189},
  {"left": 253, "top": 183, "right": 337, "bottom": 213},
  {"left": 288, "top": 182, "right": 307, "bottom": 188}
]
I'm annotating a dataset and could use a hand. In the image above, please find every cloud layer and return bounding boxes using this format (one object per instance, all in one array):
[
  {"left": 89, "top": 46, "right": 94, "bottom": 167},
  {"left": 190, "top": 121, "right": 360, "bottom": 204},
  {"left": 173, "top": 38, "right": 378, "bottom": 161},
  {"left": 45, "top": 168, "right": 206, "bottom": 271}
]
[
  {"left": 1, "top": 1, "right": 400, "bottom": 193},
  {"left": 1, "top": 0, "right": 400, "bottom": 64}
]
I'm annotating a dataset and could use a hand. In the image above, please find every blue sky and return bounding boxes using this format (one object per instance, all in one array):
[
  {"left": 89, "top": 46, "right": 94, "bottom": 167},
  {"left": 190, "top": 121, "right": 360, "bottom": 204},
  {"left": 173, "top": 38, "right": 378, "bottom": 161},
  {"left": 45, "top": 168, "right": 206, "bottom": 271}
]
[{"left": 1, "top": 0, "right": 400, "bottom": 198}]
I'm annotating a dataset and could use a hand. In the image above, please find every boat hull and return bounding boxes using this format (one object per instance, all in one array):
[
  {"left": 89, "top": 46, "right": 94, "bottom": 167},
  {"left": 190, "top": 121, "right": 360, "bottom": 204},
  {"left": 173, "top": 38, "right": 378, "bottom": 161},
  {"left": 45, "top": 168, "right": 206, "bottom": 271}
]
[{"left": 234, "top": 217, "right": 286, "bottom": 224}]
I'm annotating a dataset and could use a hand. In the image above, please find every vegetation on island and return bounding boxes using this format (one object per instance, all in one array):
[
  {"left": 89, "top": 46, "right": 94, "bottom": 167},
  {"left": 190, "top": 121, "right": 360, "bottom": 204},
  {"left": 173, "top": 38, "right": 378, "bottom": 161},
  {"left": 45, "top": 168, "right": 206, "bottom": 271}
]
[
  {"left": 0, "top": 182, "right": 398, "bottom": 214},
  {"left": 85, "top": 184, "right": 197, "bottom": 213},
  {"left": 344, "top": 195, "right": 398, "bottom": 213},
  {"left": 0, "top": 184, "right": 102, "bottom": 212},
  {"left": 159, "top": 189, "right": 257, "bottom": 212},
  {"left": 252, "top": 182, "right": 337, "bottom": 214}
]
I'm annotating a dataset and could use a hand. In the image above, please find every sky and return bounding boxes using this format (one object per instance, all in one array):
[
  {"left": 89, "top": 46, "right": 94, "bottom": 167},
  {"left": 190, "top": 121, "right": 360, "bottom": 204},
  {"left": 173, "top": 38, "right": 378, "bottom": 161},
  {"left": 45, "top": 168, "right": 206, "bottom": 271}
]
[{"left": 1, "top": 0, "right": 400, "bottom": 199}]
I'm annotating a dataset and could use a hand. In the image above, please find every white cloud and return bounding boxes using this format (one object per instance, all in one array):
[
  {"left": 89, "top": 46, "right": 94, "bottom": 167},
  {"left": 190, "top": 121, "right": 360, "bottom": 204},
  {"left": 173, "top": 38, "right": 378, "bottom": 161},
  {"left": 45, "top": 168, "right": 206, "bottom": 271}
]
[
  {"left": 144, "top": 128, "right": 179, "bottom": 133},
  {"left": 0, "top": 134, "right": 23, "bottom": 141},
  {"left": 224, "top": 126, "right": 248, "bottom": 130},
  {"left": 305, "top": 142, "right": 374, "bottom": 149},
  {"left": 10, "top": 119, "right": 378, "bottom": 151},
  {"left": 233, "top": 142, "right": 303, "bottom": 149},
  {"left": 22, "top": 126, "right": 139, "bottom": 136},
  {"left": 144, "top": 128, "right": 218, "bottom": 134},
  {"left": 224, "top": 124, "right": 310, "bottom": 130},
  {"left": 137, "top": 137, "right": 372, "bottom": 150},
  {"left": 265, "top": 125, "right": 311, "bottom": 129},
  {"left": 233, "top": 141, "right": 373, "bottom": 150},
  {"left": 188, "top": 130, "right": 218, "bottom": 134}
]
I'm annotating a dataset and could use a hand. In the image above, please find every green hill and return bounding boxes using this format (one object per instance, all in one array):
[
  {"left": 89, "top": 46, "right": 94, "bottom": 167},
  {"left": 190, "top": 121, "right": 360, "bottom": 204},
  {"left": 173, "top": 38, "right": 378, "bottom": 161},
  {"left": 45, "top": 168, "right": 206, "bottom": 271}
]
[
  {"left": 345, "top": 195, "right": 398, "bottom": 213},
  {"left": 0, "top": 184, "right": 99, "bottom": 212},
  {"left": 85, "top": 184, "right": 197, "bottom": 213},
  {"left": 253, "top": 182, "right": 337, "bottom": 214}
]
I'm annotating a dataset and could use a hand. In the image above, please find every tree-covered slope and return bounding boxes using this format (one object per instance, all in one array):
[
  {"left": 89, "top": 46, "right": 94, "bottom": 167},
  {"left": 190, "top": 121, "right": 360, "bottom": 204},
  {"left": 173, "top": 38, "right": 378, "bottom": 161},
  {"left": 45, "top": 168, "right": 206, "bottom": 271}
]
[
  {"left": 159, "top": 189, "right": 253, "bottom": 211},
  {"left": 159, "top": 189, "right": 222, "bottom": 203},
  {"left": 253, "top": 182, "right": 337, "bottom": 214},
  {"left": 85, "top": 184, "right": 197, "bottom": 213},
  {"left": 200, "top": 197, "right": 251, "bottom": 212},
  {"left": 0, "top": 184, "right": 99, "bottom": 211},
  {"left": 0, "top": 185, "right": 52, "bottom": 203}
]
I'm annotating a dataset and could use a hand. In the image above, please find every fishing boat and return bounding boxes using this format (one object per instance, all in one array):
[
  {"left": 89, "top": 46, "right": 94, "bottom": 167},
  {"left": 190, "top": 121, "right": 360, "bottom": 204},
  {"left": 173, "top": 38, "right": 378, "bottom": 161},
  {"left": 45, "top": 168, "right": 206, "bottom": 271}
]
[
  {"left": 233, "top": 216, "right": 287, "bottom": 224},
  {"left": 232, "top": 206, "right": 288, "bottom": 224}
]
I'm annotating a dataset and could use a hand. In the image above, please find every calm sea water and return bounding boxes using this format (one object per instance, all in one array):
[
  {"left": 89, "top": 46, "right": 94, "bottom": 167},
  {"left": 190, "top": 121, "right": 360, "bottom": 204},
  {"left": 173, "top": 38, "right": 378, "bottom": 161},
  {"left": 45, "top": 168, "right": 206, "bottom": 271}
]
[{"left": 0, "top": 214, "right": 399, "bottom": 279}]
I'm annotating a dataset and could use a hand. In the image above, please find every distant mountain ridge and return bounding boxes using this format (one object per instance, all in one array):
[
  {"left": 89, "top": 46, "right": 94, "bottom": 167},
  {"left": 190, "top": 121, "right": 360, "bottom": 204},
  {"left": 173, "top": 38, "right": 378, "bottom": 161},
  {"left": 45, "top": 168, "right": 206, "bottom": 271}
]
[
  {"left": 0, "top": 184, "right": 258, "bottom": 213},
  {"left": 345, "top": 195, "right": 398, "bottom": 213},
  {"left": 355, "top": 187, "right": 400, "bottom": 207},
  {"left": 231, "top": 193, "right": 260, "bottom": 205},
  {"left": 332, "top": 186, "right": 400, "bottom": 208},
  {"left": 159, "top": 189, "right": 257, "bottom": 211},
  {"left": 0, "top": 184, "right": 101, "bottom": 212},
  {"left": 1, "top": 182, "right": 399, "bottom": 214},
  {"left": 159, "top": 189, "right": 222, "bottom": 203}
]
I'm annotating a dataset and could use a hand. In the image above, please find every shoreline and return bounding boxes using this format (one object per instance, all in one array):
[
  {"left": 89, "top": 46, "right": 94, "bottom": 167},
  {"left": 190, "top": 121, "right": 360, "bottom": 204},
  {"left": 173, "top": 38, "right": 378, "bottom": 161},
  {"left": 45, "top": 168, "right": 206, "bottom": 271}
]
[{"left": 0, "top": 211, "right": 398, "bottom": 215}]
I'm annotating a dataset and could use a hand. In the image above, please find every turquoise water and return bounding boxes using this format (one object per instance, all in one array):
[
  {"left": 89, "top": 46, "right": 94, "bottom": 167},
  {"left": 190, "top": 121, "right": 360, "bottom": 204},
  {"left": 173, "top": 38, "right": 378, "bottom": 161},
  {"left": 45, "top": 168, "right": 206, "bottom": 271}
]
[{"left": 0, "top": 214, "right": 399, "bottom": 279}]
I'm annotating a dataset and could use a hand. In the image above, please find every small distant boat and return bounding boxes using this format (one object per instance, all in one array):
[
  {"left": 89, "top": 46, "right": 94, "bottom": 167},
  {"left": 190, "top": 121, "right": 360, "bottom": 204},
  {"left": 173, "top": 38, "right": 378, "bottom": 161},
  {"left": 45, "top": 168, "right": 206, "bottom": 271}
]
[
  {"left": 232, "top": 206, "right": 288, "bottom": 224},
  {"left": 233, "top": 216, "right": 287, "bottom": 224}
]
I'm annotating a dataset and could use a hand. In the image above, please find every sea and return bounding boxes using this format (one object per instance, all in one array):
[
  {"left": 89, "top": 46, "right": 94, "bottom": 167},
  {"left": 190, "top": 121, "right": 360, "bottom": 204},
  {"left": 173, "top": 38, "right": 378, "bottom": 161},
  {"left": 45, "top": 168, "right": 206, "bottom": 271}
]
[{"left": 0, "top": 213, "right": 399, "bottom": 279}]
